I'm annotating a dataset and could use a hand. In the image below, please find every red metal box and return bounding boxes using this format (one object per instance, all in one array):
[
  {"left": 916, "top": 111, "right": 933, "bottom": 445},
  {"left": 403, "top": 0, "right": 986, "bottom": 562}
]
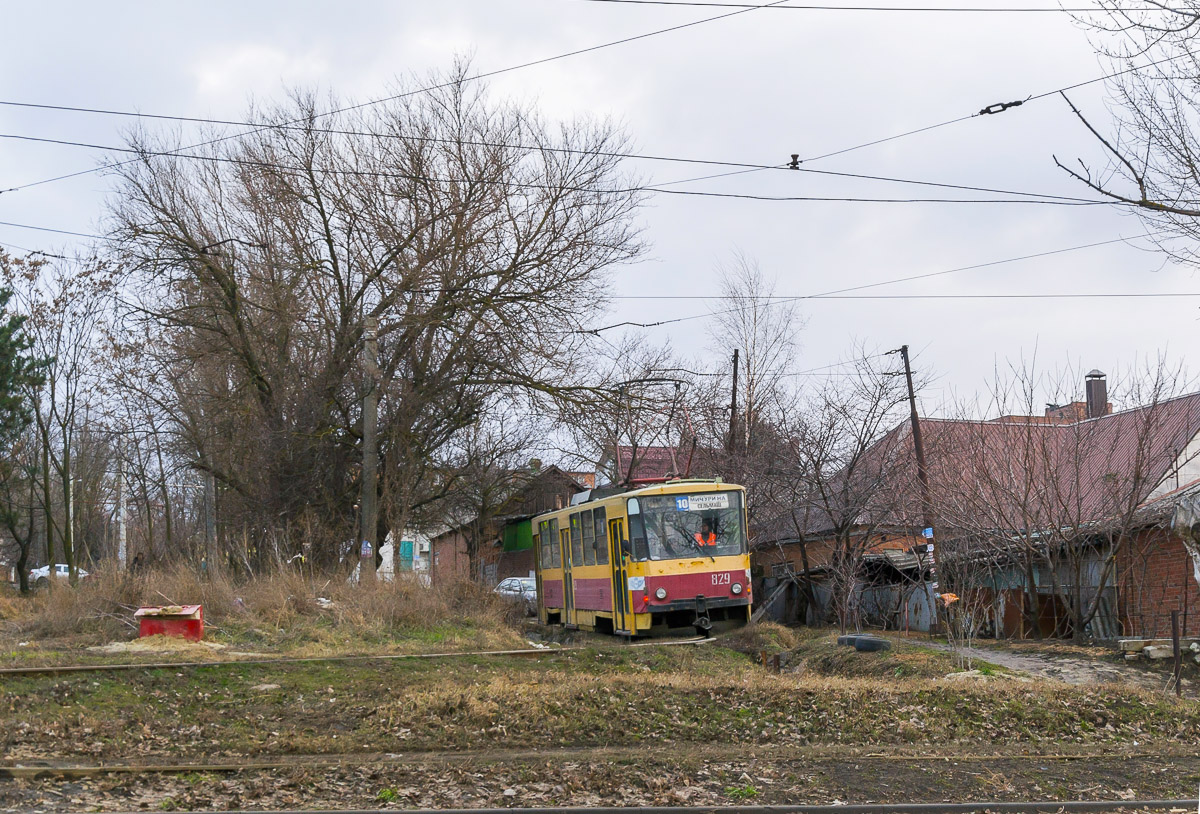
[{"left": 134, "top": 605, "right": 204, "bottom": 641}]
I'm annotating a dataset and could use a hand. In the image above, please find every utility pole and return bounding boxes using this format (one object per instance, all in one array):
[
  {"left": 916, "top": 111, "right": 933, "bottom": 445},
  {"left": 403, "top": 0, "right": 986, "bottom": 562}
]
[
  {"left": 898, "top": 344, "right": 939, "bottom": 633},
  {"left": 360, "top": 316, "right": 379, "bottom": 585},
  {"left": 117, "top": 456, "right": 127, "bottom": 569},
  {"left": 42, "top": 433, "right": 52, "bottom": 580},
  {"left": 65, "top": 475, "right": 74, "bottom": 585},
  {"left": 726, "top": 349, "right": 739, "bottom": 454},
  {"left": 900, "top": 345, "right": 932, "bottom": 532},
  {"left": 204, "top": 470, "right": 217, "bottom": 572}
]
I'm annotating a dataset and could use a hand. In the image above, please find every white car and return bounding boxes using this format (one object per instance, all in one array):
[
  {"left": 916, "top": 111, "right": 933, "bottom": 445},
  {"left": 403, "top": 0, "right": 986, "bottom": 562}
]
[
  {"left": 30, "top": 564, "right": 89, "bottom": 587},
  {"left": 494, "top": 577, "right": 537, "bottom": 613}
]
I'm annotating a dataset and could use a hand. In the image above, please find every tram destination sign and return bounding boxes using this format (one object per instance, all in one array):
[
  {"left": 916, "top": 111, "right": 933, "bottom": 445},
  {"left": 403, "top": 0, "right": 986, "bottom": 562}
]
[{"left": 676, "top": 494, "right": 730, "bottom": 512}]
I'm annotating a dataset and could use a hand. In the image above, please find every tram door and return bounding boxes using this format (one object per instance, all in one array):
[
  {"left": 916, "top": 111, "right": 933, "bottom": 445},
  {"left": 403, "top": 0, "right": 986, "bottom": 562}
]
[
  {"left": 559, "top": 527, "right": 575, "bottom": 627},
  {"left": 608, "top": 518, "right": 630, "bottom": 634}
]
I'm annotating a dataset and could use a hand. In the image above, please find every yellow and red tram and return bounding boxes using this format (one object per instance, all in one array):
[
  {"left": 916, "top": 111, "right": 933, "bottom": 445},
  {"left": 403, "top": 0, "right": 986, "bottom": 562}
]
[{"left": 534, "top": 480, "right": 752, "bottom": 636}]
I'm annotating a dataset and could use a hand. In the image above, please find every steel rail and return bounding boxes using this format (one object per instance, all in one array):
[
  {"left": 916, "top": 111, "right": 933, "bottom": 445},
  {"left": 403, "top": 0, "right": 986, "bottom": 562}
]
[
  {"left": 3, "top": 746, "right": 1191, "bottom": 779},
  {"left": 67, "top": 803, "right": 1200, "bottom": 814},
  {"left": 0, "top": 636, "right": 710, "bottom": 677}
]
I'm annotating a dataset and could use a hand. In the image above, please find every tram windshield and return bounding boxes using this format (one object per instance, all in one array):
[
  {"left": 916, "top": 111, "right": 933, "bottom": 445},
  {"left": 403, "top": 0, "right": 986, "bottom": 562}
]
[{"left": 627, "top": 491, "right": 746, "bottom": 561}]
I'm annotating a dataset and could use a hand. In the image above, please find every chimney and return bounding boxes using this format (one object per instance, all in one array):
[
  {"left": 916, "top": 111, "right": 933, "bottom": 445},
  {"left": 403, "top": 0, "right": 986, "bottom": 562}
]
[{"left": 1085, "top": 370, "right": 1107, "bottom": 419}]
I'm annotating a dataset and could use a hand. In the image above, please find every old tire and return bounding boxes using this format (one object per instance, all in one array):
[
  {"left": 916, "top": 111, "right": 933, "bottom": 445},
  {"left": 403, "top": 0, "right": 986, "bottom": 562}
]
[
  {"left": 836, "top": 634, "right": 860, "bottom": 646},
  {"left": 853, "top": 636, "right": 891, "bottom": 652}
]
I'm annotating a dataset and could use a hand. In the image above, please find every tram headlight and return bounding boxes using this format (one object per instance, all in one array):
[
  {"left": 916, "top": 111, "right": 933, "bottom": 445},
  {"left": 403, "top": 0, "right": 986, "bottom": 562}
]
[
  {"left": 731, "top": 583, "right": 743, "bottom": 595},
  {"left": 654, "top": 587, "right": 668, "bottom": 600}
]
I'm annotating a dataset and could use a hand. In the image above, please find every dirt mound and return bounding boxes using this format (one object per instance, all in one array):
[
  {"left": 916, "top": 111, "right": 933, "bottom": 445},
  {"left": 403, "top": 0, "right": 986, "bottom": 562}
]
[
  {"left": 715, "top": 622, "right": 799, "bottom": 655},
  {"left": 87, "top": 635, "right": 227, "bottom": 656}
]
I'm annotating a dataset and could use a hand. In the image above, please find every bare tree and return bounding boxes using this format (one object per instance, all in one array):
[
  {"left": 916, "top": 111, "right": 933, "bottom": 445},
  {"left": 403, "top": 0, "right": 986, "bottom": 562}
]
[
  {"left": 105, "top": 65, "right": 644, "bottom": 568},
  {"left": 556, "top": 333, "right": 694, "bottom": 485},
  {"left": 780, "top": 353, "right": 913, "bottom": 631},
  {"left": 933, "top": 356, "right": 1196, "bottom": 642},
  {"left": 708, "top": 251, "right": 803, "bottom": 457},
  {"left": 0, "top": 428, "right": 42, "bottom": 594},
  {"left": 1, "top": 256, "right": 112, "bottom": 585},
  {"left": 1059, "top": 3, "right": 1200, "bottom": 263}
]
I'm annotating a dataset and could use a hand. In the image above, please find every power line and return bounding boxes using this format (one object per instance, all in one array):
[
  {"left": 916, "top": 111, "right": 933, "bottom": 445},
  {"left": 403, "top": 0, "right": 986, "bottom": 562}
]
[
  {"left": 0, "top": 102, "right": 784, "bottom": 175},
  {"left": 563, "top": 0, "right": 1180, "bottom": 10},
  {"left": 761, "top": 292, "right": 1200, "bottom": 299},
  {"left": 650, "top": 188, "right": 1108, "bottom": 204},
  {"left": 581, "top": 231, "right": 1171, "bottom": 332},
  {"left": 3, "top": 30, "right": 1188, "bottom": 206},
  {"left": 620, "top": 48, "right": 1200, "bottom": 194},
  {"left": 654, "top": 354, "right": 890, "bottom": 378},
  {"left": 0, "top": 133, "right": 1112, "bottom": 206},
  {"left": 1, "top": 0, "right": 789, "bottom": 195},
  {"left": 801, "top": 49, "right": 1198, "bottom": 164},
  {"left": 0, "top": 220, "right": 112, "bottom": 241}
]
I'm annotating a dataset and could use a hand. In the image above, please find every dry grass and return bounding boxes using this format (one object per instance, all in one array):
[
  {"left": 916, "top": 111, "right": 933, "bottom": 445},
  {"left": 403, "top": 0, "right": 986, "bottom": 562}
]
[
  {"left": 715, "top": 621, "right": 800, "bottom": 655},
  {"left": 0, "top": 564, "right": 527, "bottom": 655},
  {"left": 5, "top": 642, "right": 1199, "bottom": 763},
  {"left": 788, "top": 629, "right": 983, "bottom": 678}
]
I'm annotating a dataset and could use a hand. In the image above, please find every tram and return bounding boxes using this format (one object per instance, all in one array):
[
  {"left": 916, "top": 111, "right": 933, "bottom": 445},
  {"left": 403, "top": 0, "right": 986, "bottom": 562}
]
[{"left": 533, "top": 479, "right": 751, "bottom": 636}]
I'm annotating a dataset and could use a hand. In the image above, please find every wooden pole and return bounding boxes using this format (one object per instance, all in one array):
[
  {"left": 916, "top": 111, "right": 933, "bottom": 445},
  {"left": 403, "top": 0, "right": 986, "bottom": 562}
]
[{"left": 899, "top": 345, "right": 939, "bottom": 635}]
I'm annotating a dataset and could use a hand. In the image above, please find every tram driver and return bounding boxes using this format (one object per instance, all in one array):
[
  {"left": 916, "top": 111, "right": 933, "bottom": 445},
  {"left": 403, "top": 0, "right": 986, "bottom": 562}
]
[{"left": 694, "top": 518, "right": 718, "bottom": 548}]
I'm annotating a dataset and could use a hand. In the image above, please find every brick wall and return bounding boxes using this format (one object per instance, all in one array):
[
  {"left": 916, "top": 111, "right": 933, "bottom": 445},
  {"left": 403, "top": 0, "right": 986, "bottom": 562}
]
[{"left": 1117, "top": 527, "right": 1200, "bottom": 638}]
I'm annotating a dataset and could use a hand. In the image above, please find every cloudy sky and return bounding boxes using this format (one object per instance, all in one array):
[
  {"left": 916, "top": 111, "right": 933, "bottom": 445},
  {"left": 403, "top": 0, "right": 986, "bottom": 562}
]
[{"left": 0, "top": 1, "right": 1193, "bottom": 415}]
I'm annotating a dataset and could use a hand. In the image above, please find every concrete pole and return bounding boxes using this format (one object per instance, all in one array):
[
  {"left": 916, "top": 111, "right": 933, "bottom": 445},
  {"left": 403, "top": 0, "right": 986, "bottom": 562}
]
[
  {"left": 360, "top": 316, "right": 379, "bottom": 585},
  {"left": 117, "top": 456, "right": 127, "bottom": 568},
  {"left": 204, "top": 470, "right": 217, "bottom": 572}
]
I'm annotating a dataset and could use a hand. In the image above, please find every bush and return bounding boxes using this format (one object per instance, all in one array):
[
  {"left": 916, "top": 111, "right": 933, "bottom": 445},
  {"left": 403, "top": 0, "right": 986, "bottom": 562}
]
[{"left": 1, "top": 564, "right": 526, "bottom": 652}]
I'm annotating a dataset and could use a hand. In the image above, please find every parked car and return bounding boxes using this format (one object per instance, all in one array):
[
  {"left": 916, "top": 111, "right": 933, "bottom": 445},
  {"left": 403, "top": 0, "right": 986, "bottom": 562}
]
[
  {"left": 29, "top": 564, "right": 89, "bottom": 587},
  {"left": 494, "top": 576, "right": 537, "bottom": 613}
]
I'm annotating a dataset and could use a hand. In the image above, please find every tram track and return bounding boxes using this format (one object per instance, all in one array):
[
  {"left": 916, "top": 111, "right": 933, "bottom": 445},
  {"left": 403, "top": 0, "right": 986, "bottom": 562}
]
[
  {"left": 0, "top": 635, "right": 711, "bottom": 677},
  {"left": 5, "top": 744, "right": 1196, "bottom": 779},
  {"left": 24, "top": 803, "right": 1198, "bottom": 814}
]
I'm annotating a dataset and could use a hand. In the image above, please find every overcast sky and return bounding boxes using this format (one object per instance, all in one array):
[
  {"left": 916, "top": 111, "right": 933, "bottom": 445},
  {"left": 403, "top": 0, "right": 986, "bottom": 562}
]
[{"left": 0, "top": 1, "right": 1193, "bottom": 417}]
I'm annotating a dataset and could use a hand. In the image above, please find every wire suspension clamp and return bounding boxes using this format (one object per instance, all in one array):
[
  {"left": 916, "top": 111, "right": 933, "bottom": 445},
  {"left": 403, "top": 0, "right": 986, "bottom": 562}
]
[{"left": 979, "top": 99, "right": 1027, "bottom": 116}]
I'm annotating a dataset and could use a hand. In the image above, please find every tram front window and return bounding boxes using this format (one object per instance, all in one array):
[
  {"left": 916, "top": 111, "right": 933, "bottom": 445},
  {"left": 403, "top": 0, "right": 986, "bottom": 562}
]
[{"left": 627, "top": 491, "right": 746, "bottom": 560}]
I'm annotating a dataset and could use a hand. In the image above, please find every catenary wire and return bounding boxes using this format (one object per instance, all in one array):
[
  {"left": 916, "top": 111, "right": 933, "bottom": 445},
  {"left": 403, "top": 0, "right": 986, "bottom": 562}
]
[
  {"left": 799, "top": 49, "right": 1197, "bottom": 164},
  {"left": 562, "top": 0, "right": 1183, "bottom": 10},
  {"left": 1, "top": 31, "right": 1190, "bottom": 199},
  {"left": 0, "top": 133, "right": 1116, "bottom": 205},
  {"left": 0, "top": 102, "right": 784, "bottom": 175},
  {"left": 0, "top": 0, "right": 790, "bottom": 195},
  {"left": 2, "top": 45, "right": 1190, "bottom": 206},
  {"left": 0, "top": 220, "right": 114, "bottom": 241},
  {"left": 623, "top": 48, "right": 1200, "bottom": 192}
]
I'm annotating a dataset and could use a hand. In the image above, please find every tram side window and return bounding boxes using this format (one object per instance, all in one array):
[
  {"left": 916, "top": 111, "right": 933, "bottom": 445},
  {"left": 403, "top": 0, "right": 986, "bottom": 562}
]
[
  {"left": 569, "top": 514, "right": 584, "bottom": 566},
  {"left": 581, "top": 509, "right": 596, "bottom": 565},
  {"left": 593, "top": 507, "right": 608, "bottom": 565},
  {"left": 539, "top": 521, "right": 552, "bottom": 569},
  {"left": 627, "top": 497, "right": 648, "bottom": 561},
  {"left": 546, "top": 519, "right": 561, "bottom": 568}
]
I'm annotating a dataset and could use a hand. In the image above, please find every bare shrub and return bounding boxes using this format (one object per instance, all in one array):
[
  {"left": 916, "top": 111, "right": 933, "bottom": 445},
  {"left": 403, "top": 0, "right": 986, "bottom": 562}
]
[{"left": 3, "top": 566, "right": 524, "bottom": 650}]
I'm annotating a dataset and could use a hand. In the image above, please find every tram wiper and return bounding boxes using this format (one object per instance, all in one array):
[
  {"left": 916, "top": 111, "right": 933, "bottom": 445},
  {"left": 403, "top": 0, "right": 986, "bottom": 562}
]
[{"left": 675, "top": 525, "right": 714, "bottom": 563}]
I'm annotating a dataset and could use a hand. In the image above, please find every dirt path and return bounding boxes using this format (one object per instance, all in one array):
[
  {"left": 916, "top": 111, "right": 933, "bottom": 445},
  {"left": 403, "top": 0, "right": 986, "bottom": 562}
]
[
  {"left": 2, "top": 748, "right": 1197, "bottom": 812},
  {"left": 915, "top": 640, "right": 1195, "bottom": 697}
]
